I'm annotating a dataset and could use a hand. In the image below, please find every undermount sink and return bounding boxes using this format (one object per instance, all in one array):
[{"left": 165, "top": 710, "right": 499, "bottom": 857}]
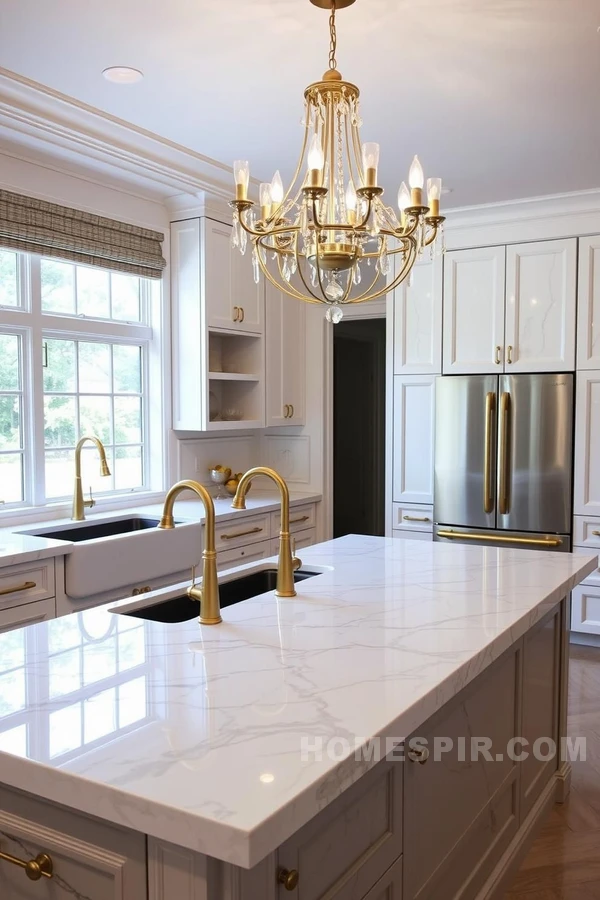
[
  {"left": 19, "top": 515, "right": 204, "bottom": 600},
  {"left": 23, "top": 516, "right": 164, "bottom": 542},
  {"left": 119, "top": 568, "right": 319, "bottom": 623}
]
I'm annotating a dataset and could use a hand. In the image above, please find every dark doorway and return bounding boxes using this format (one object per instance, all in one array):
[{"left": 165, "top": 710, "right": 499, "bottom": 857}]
[{"left": 333, "top": 318, "right": 386, "bottom": 538}]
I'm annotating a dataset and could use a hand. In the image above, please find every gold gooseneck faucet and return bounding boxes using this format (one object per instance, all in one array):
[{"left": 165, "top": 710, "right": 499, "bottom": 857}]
[
  {"left": 232, "top": 467, "right": 301, "bottom": 597},
  {"left": 158, "top": 480, "right": 221, "bottom": 625},
  {"left": 72, "top": 436, "right": 111, "bottom": 521}
]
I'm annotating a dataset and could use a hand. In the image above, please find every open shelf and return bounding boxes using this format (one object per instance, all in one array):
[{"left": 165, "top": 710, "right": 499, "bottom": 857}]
[{"left": 209, "top": 372, "right": 260, "bottom": 382}]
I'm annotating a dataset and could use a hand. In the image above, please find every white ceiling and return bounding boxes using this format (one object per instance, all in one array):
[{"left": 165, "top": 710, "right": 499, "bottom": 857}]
[{"left": 0, "top": 0, "right": 599, "bottom": 207}]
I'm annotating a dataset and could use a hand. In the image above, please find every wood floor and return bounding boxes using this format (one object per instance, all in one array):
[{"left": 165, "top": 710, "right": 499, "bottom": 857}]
[{"left": 505, "top": 644, "right": 600, "bottom": 898}]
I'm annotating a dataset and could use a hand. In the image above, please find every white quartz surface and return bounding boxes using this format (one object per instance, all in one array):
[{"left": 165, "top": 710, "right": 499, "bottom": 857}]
[
  {"left": 0, "top": 535, "right": 596, "bottom": 868},
  {"left": 0, "top": 490, "right": 321, "bottom": 569}
]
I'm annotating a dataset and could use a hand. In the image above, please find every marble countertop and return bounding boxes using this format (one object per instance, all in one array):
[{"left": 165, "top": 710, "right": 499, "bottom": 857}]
[
  {"left": 0, "top": 490, "right": 322, "bottom": 568},
  {"left": 0, "top": 535, "right": 596, "bottom": 868}
]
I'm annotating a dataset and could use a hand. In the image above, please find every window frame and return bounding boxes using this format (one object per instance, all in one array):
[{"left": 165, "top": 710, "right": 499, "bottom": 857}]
[{"left": 0, "top": 251, "right": 165, "bottom": 519}]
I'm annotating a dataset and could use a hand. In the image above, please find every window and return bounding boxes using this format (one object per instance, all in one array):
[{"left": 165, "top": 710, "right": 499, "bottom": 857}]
[{"left": 0, "top": 251, "right": 162, "bottom": 511}]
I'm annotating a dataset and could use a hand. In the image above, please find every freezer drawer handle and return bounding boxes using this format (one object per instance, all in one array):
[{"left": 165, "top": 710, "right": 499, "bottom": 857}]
[
  {"left": 484, "top": 392, "right": 495, "bottom": 514},
  {"left": 436, "top": 530, "right": 563, "bottom": 548},
  {"left": 498, "top": 391, "right": 511, "bottom": 515}
]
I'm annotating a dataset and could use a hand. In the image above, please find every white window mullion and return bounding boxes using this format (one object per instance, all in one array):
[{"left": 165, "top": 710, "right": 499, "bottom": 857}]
[{"left": 28, "top": 256, "right": 47, "bottom": 507}]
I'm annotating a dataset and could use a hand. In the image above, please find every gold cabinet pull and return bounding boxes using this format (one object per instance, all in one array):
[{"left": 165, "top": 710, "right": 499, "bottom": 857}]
[
  {"left": 506, "top": 345, "right": 513, "bottom": 364},
  {"left": 592, "top": 530, "right": 600, "bottom": 537},
  {"left": 239, "top": 306, "right": 245, "bottom": 323},
  {"left": 284, "top": 404, "right": 290, "bottom": 418},
  {"left": 437, "top": 530, "right": 563, "bottom": 548},
  {"left": 408, "top": 745, "right": 430, "bottom": 765},
  {"left": 220, "top": 526, "right": 263, "bottom": 541},
  {"left": 289, "top": 404, "right": 294, "bottom": 418},
  {"left": 0, "top": 581, "right": 36, "bottom": 597},
  {"left": 0, "top": 846, "right": 53, "bottom": 881},
  {"left": 495, "top": 345, "right": 502, "bottom": 365},
  {"left": 277, "top": 868, "right": 299, "bottom": 891},
  {"left": 233, "top": 306, "right": 239, "bottom": 322},
  {"left": 403, "top": 515, "right": 430, "bottom": 523},
  {"left": 498, "top": 391, "right": 511, "bottom": 515},
  {"left": 290, "top": 515, "right": 310, "bottom": 525},
  {"left": 484, "top": 391, "right": 495, "bottom": 514}
]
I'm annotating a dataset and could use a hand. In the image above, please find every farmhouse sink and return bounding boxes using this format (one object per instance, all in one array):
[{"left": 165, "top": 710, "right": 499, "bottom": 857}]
[
  {"left": 23, "top": 516, "right": 163, "bottom": 542},
  {"left": 118, "top": 567, "right": 320, "bottom": 623},
  {"left": 19, "top": 515, "right": 203, "bottom": 600}
]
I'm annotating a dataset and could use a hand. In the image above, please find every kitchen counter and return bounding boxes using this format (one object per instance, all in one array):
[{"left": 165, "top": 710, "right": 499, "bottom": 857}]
[
  {"left": 0, "top": 489, "right": 322, "bottom": 568},
  {"left": 0, "top": 534, "right": 595, "bottom": 871}
]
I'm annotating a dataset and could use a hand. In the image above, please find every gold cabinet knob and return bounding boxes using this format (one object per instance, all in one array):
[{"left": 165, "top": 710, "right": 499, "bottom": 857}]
[
  {"left": 277, "top": 867, "right": 299, "bottom": 891},
  {"left": 407, "top": 745, "right": 430, "bottom": 765}
]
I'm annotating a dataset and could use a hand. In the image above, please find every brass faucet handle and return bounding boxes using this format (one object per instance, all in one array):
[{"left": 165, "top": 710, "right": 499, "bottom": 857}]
[
  {"left": 187, "top": 565, "right": 203, "bottom": 603},
  {"left": 291, "top": 538, "right": 302, "bottom": 572},
  {"left": 84, "top": 486, "right": 95, "bottom": 509}
]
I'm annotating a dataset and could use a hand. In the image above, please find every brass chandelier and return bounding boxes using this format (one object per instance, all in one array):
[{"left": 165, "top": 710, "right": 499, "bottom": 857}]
[{"left": 230, "top": 0, "right": 445, "bottom": 323}]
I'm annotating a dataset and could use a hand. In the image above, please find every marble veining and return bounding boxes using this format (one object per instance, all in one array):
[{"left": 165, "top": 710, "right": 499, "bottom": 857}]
[{"left": 0, "top": 535, "right": 596, "bottom": 868}]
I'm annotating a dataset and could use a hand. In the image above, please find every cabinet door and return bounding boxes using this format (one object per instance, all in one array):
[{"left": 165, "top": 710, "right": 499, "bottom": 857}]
[
  {"left": 265, "top": 283, "right": 306, "bottom": 426},
  {"left": 577, "top": 235, "right": 600, "bottom": 369},
  {"left": 505, "top": 238, "right": 577, "bottom": 372},
  {"left": 232, "top": 239, "right": 264, "bottom": 334},
  {"left": 0, "top": 597, "right": 55, "bottom": 634},
  {"left": 217, "top": 539, "right": 273, "bottom": 572},
  {"left": 571, "top": 571, "right": 600, "bottom": 635},
  {"left": 574, "top": 371, "right": 600, "bottom": 516},
  {"left": 442, "top": 246, "right": 506, "bottom": 374},
  {"left": 394, "top": 255, "right": 442, "bottom": 374},
  {"left": 203, "top": 217, "right": 237, "bottom": 330},
  {"left": 392, "top": 375, "right": 435, "bottom": 505}
]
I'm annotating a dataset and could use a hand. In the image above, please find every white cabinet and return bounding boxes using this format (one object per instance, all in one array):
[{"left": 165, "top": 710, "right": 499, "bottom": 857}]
[
  {"left": 0, "top": 559, "right": 56, "bottom": 633},
  {"left": 392, "top": 375, "right": 436, "bottom": 505},
  {"left": 265, "top": 282, "right": 306, "bottom": 426},
  {"left": 442, "top": 246, "right": 506, "bottom": 374},
  {"left": 393, "top": 255, "right": 442, "bottom": 374},
  {"left": 271, "top": 527, "right": 316, "bottom": 556},
  {"left": 574, "top": 371, "right": 600, "bottom": 516},
  {"left": 218, "top": 539, "right": 273, "bottom": 571},
  {"left": 571, "top": 569, "right": 600, "bottom": 636},
  {"left": 505, "top": 239, "right": 576, "bottom": 372},
  {"left": 203, "top": 217, "right": 263, "bottom": 334},
  {"left": 577, "top": 235, "right": 600, "bottom": 369}
]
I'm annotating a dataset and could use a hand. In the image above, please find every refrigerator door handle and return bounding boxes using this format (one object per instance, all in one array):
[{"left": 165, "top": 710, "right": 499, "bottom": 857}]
[
  {"left": 484, "top": 392, "right": 495, "bottom": 514},
  {"left": 436, "top": 530, "right": 563, "bottom": 548},
  {"left": 498, "top": 391, "right": 511, "bottom": 515}
]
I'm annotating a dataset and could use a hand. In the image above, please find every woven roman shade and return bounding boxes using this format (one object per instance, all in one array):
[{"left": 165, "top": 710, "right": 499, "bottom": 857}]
[{"left": 0, "top": 189, "right": 166, "bottom": 279}]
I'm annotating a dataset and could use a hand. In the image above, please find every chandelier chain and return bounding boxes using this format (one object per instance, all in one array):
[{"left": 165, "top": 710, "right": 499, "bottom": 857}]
[{"left": 329, "top": 2, "right": 337, "bottom": 70}]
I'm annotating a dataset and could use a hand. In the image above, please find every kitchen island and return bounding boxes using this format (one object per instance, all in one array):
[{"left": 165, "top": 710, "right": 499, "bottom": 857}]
[{"left": 0, "top": 535, "right": 596, "bottom": 900}]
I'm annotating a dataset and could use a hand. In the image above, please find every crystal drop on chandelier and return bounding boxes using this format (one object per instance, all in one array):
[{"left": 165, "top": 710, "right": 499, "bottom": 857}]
[
  {"left": 353, "top": 264, "right": 361, "bottom": 285},
  {"left": 325, "top": 274, "right": 344, "bottom": 303},
  {"left": 326, "top": 305, "right": 343, "bottom": 324},
  {"left": 231, "top": 216, "right": 240, "bottom": 249},
  {"left": 252, "top": 248, "right": 260, "bottom": 284}
]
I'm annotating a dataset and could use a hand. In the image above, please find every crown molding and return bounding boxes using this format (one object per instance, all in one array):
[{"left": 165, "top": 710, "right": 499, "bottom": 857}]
[{"left": 0, "top": 66, "right": 241, "bottom": 202}]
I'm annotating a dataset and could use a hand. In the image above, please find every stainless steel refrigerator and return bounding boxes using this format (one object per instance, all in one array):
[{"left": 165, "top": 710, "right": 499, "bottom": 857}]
[{"left": 434, "top": 373, "right": 574, "bottom": 552}]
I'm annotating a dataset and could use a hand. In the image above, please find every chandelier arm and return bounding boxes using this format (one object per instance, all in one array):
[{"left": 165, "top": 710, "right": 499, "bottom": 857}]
[
  {"left": 277, "top": 101, "right": 313, "bottom": 214},
  {"left": 422, "top": 222, "right": 441, "bottom": 247},
  {"left": 296, "top": 252, "right": 328, "bottom": 303},
  {"left": 257, "top": 239, "right": 322, "bottom": 304},
  {"left": 357, "top": 196, "right": 373, "bottom": 230},
  {"left": 346, "top": 240, "right": 418, "bottom": 304},
  {"left": 351, "top": 119, "right": 366, "bottom": 186},
  {"left": 399, "top": 215, "right": 421, "bottom": 241},
  {"left": 314, "top": 240, "right": 329, "bottom": 303}
]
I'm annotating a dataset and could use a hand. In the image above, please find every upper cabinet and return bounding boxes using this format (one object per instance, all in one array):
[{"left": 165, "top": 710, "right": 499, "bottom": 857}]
[
  {"left": 577, "top": 235, "right": 600, "bottom": 370},
  {"left": 442, "top": 246, "right": 506, "bottom": 374},
  {"left": 394, "top": 255, "right": 442, "bottom": 375},
  {"left": 574, "top": 370, "right": 600, "bottom": 516},
  {"left": 505, "top": 239, "right": 577, "bottom": 372},
  {"left": 442, "top": 240, "right": 577, "bottom": 375},
  {"left": 203, "top": 218, "right": 263, "bottom": 334},
  {"left": 265, "top": 281, "right": 306, "bottom": 427}
]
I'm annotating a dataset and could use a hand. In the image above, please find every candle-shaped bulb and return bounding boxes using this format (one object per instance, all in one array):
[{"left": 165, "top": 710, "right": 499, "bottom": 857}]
[
  {"left": 259, "top": 182, "right": 272, "bottom": 220},
  {"left": 408, "top": 155, "right": 424, "bottom": 206},
  {"left": 397, "top": 181, "right": 410, "bottom": 212},
  {"left": 307, "top": 134, "right": 324, "bottom": 187},
  {"left": 233, "top": 160, "right": 250, "bottom": 200},
  {"left": 362, "top": 142, "right": 380, "bottom": 188},
  {"left": 270, "top": 170, "right": 284, "bottom": 206},
  {"left": 427, "top": 177, "right": 442, "bottom": 216},
  {"left": 346, "top": 182, "right": 357, "bottom": 225}
]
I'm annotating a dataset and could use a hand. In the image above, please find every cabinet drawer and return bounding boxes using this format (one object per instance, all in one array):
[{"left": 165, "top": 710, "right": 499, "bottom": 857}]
[
  {"left": 571, "top": 569, "right": 600, "bottom": 635},
  {"left": 0, "top": 785, "right": 146, "bottom": 900},
  {"left": 0, "top": 559, "right": 55, "bottom": 610},
  {"left": 277, "top": 759, "right": 402, "bottom": 900},
  {"left": 218, "top": 539, "right": 273, "bottom": 571},
  {"left": 214, "top": 512, "right": 271, "bottom": 550},
  {"left": 573, "top": 516, "right": 600, "bottom": 550},
  {"left": 270, "top": 527, "right": 316, "bottom": 557},
  {"left": 391, "top": 503, "right": 433, "bottom": 532},
  {"left": 271, "top": 503, "right": 316, "bottom": 537},
  {"left": 392, "top": 530, "right": 432, "bottom": 542},
  {"left": 0, "top": 597, "right": 55, "bottom": 634}
]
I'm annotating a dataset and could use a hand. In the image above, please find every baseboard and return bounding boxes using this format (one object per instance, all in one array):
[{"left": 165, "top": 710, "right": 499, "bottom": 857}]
[
  {"left": 555, "top": 760, "right": 572, "bottom": 803},
  {"left": 570, "top": 632, "right": 600, "bottom": 648},
  {"left": 476, "top": 773, "right": 558, "bottom": 900}
]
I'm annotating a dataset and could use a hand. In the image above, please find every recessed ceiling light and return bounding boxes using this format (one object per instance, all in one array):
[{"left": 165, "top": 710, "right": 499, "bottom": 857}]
[
  {"left": 441, "top": 186, "right": 453, "bottom": 195},
  {"left": 102, "top": 66, "right": 144, "bottom": 84},
  {"left": 259, "top": 773, "right": 275, "bottom": 784}
]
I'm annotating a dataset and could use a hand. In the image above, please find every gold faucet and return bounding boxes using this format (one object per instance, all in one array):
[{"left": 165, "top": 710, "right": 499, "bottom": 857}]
[
  {"left": 232, "top": 467, "right": 301, "bottom": 597},
  {"left": 158, "top": 480, "right": 221, "bottom": 625},
  {"left": 72, "top": 436, "right": 111, "bottom": 521}
]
